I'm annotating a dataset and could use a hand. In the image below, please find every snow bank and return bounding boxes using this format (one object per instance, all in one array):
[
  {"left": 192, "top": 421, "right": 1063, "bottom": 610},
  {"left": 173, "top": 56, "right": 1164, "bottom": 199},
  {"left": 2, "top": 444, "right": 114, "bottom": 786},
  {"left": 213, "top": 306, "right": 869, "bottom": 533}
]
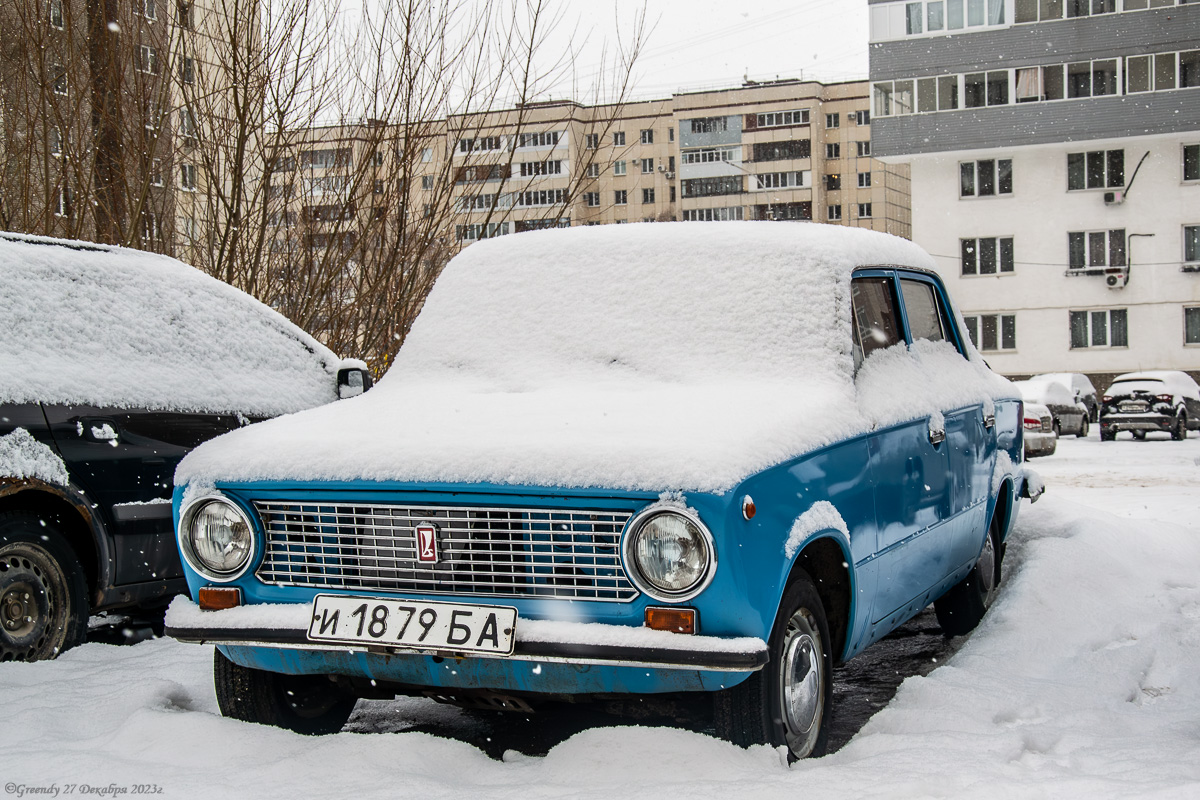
[
  {"left": 0, "top": 428, "right": 69, "bottom": 485},
  {"left": 177, "top": 223, "right": 1014, "bottom": 493},
  {"left": 0, "top": 233, "right": 340, "bottom": 415}
]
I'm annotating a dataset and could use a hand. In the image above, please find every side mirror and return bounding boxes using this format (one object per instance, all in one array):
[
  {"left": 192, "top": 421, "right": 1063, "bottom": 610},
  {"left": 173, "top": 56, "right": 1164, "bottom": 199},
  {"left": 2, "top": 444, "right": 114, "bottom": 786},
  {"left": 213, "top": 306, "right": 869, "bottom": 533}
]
[{"left": 337, "top": 367, "right": 373, "bottom": 399}]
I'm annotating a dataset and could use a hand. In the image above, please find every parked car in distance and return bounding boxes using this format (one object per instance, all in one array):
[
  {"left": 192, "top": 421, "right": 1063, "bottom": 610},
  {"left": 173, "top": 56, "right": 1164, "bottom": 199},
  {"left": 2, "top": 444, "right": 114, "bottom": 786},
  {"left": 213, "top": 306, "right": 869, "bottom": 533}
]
[
  {"left": 0, "top": 232, "right": 371, "bottom": 662},
  {"left": 165, "top": 223, "right": 1038, "bottom": 761},
  {"left": 1029, "top": 372, "right": 1098, "bottom": 422},
  {"left": 1099, "top": 370, "right": 1200, "bottom": 441},
  {"left": 1013, "top": 379, "right": 1089, "bottom": 438},
  {"left": 1021, "top": 402, "right": 1057, "bottom": 458}
]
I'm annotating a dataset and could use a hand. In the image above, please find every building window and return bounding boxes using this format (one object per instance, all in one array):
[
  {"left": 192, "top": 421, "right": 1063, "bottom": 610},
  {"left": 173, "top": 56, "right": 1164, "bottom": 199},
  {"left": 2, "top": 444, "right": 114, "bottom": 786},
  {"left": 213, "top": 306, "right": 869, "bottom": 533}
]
[
  {"left": 642, "top": 188, "right": 655, "bottom": 204},
  {"left": 53, "top": 186, "right": 71, "bottom": 217},
  {"left": 683, "top": 206, "right": 744, "bottom": 221},
  {"left": 826, "top": 143, "right": 841, "bottom": 159},
  {"left": 458, "top": 136, "right": 502, "bottom": 153},
  {"left": 614, "top": 190, "right": 627, "bottom": 205},
  {"left": 755, "top": 110, "right": 809, "bottom": 128},
  {"left": 1125, "top": 52, "right": 1183, "bottom": 93},
  {"left": 179, "top": 56, "right": 194, "bottom": 84},
  {"left": 641, "top": 158, "right": 654, "bottom": 174},
  {"left": 373, "top": 179, "right": 384, "bottom": 194},
  {"left": 687, "top": 117, "right": 730, "bottom": 134},
  {"left": 518, "top": 160, "right": 563, "bottom": 177},
  {"left": 48, "top": 127, "right": 63, "bottom": 157},
  {"left": 455, "top": 222, "right": 509, "bottom": 241},
  {"left": 961, "top": 237, "right": 1015, "bottom": 274},
  {"left": 669, "top": 186, "right": 676, "bottom": 202},
  {"left": 964, "top": 71, "right": 1008, "bottom": 107},
  {"left": 1186, "top": 307, "right": 1200, "bottom": 345},
  {"left": 613, "top": 131, "right": 626, "bottom": 146},
  {"left": 421, "top": 148, "right": 432, "bottom": 162},
  {"left": 371, "top": 151, "right": 384, "bottom": 167},
  {"left": 421, "top": 175, "right": 434, "bottom": 189},
  {"left": 517, "top": 189, "right": 567, "bottom": 207},
  {"left": 50, "top": 64, "right": 67, "bottom": 95},
  {"left": 518, "top": 131, "right": 560, "bottom": 149},
  {"left": 140, "top": 0, "right": 157, "bottom": 20},
  {"left": 682, "top": 146, "right": 739, "bottom": 165},
  {"left": 828, "top": 204, "right": 842, "bottom": 220},
  {"left": 754, "top": 171, "right": 809, "bottom": 190},
  {"left": 858, "top": 171, "right": 872, "bottom": 187},
  {"left": 585, "top": 133, "right": 599, "bottom": 149},
  {"left": 873, "top": 80, "right": 914, "bottom": 116},
  {"left": 825, "top": 174, "right": 841, "bottom": 190},
  {"left": 140, "top": 212, "right": 160, "bottom": 243},
  {"left": 613, "top": 160, "right": 627, "bottom": 176},
  {"left": 1069, "top": 229, "right": 1125, "bottom": 269},
  {"left": 963, "top": 314, "right": 1016, "bottom": 351},
  {"left": 587, "top": 163, "right": 599, "bottom": 178},
  {"left": 137, "top": 45, "right": 159, "bottom": 74},
  {"left": 1067, "top": 149, "right": 1123, "bottom": 190},
  {"left": 858, "top": 203, "right": 873, "bottom": 218},
  {"left": 669, "top": 127, "right": 675, "bottom": 141},
  {"left": 853, "top": 110, "right": 870, "bottom": 125},
  {"left": 960, "top": 159, "right": 1013, "bottom": 197},
  {"left": 48, "top": 0, "right": 64, "bottom": 29},
  {"left": 641, "top": 129, "right": 654, "bottom": 144},
  {"left": 1070, "top": 309, "right": 1128, "bottom": 348},
  {"left": 301, "top": 148, "right": 351, "bottom": 170},
  {"left": 914, "top": 74, "right": 961, "bottom": 112},
  {"left": 177, "top": 1, "right": 192, "bottom": 29},
  {"left": 681, "top": 176, "right": 743, "bottom": 197},
  {"left": 856, "top": 141, "right": 871, "bottom": 157},
  {"left": 584, "top": 192, "right": 599, "bottom": 207},
  {"left": 179, "top": 163, "right": 196, "bottom": 190},
  {"left": 1185, "top": 224, "right": 1200, "bottom": 265},
  {"left": 826, "top": 113, "right": 840, "bottom": 128},
  {"left": 1184, "top": 144, "right": 1199, "bottom": 182},
  {"left": 752, "top": 140, "right": 811, "bottom": 162},
  {"left": 1066, "top": 59, "right": 1118, "bottom": 98},
  {"left": 1066, "top": 0, "right": 1116, "bottom": 18}
]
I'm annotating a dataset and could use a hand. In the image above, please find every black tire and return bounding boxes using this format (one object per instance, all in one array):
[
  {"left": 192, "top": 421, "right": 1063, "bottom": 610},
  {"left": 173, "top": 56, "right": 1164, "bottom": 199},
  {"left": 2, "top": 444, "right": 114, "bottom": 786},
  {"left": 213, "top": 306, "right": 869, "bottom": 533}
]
[
  {"left": 0, "top": 512, "right": 88, "bottom": 662},
  {"left": 1132, "top": 430, "right": 1146, "bottom": 441},
  {"left": 1100, "top": 425, "right": 1116, "bottom": 442},
  {"left": 934, "top": 514, "right": 1001, "bottom": 638},
  {"left": 214, "top": 648, "right": 357, "bottom": 735},
  {"left": 1077, "top": 417, "right": 1089, "bottom": 438},
  {"left": 713, "top": 571, "right": 832, "bottom": 761},
  {"left": 1172, "top": 413, "right": 1187, "bottom": 441},
  {"left": 1053, "top": 420, "right": 1061, "bottom": 438}
]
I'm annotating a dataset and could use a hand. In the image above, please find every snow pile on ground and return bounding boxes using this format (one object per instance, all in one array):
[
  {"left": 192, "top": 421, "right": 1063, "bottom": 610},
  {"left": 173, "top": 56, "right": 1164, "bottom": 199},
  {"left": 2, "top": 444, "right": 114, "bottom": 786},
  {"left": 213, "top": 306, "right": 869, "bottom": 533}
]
[
  {"left": 0, "top": 233, "right": 340, "bottom": 416},
  {"left": 0, "top": 428, "right": 70, "bottom": 484},
  {"left": 177, "top": 224, "right": 1014, "bottom": 493}
]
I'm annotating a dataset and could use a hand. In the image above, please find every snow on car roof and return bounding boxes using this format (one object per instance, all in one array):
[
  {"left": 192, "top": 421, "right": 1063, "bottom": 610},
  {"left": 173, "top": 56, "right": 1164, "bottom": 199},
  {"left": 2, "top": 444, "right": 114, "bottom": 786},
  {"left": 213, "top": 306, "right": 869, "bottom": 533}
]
[
  {"left": 178, "top": 223, "right": 1014, "bottom": 493},
  {"left": 0, "top": 233, "right": 340, "bottom": 415},
  {"left": 1013, "top": 379, "right": 1077, "bottom": 408},
  {"left": 1108, "top": 371, "right": 1200, "bottom": 400}
]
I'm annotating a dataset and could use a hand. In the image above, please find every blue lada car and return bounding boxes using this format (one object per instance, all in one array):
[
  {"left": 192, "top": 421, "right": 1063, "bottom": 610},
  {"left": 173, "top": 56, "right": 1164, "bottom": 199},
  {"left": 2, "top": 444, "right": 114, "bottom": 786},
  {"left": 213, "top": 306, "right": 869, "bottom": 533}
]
[{"left": 165, "top": 222, "right": 1036, "bottom": 760}]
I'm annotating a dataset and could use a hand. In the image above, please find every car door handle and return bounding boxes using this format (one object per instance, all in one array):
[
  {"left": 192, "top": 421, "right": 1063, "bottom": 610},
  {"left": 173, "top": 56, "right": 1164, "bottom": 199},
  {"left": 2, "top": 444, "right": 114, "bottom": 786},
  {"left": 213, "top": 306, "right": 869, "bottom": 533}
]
[
  {"left": 928, "top": 418, "right": 945, "bottom": 446},
  {"left": 983, "top": 412, "right": 995, "bottom": 429}
]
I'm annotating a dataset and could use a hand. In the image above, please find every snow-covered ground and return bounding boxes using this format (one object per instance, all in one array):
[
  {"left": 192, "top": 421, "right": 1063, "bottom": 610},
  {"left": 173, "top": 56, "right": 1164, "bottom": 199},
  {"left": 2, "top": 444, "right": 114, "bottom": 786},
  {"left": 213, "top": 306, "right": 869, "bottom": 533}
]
[{"left": 3, "top": 433, "right": 1199, "bottom": 799}]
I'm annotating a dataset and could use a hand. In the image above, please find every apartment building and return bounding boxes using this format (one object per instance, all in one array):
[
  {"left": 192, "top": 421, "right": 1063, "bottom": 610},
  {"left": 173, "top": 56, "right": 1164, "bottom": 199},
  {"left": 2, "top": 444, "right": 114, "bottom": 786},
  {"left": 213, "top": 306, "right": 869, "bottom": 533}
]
[{"left": 868, "top": 0, "right": 1200, "bottom": 382}]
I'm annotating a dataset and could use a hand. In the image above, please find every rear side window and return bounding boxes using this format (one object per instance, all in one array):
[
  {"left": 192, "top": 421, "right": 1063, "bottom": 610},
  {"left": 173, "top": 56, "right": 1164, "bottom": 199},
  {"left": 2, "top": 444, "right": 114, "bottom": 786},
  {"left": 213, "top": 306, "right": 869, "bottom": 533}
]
[
  {"left": 899, "top": 278, "right": 947, "bottom": 343},
  {"left": 851, "top": 276, "right": 903, "bottom": 371}
]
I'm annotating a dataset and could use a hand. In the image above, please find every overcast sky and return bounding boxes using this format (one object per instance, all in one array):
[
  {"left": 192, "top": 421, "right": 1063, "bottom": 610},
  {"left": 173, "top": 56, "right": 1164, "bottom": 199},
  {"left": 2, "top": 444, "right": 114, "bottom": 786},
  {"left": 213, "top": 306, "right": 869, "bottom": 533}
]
[{"left": 539, "top": 0, "right": 870, "bottom": 101}]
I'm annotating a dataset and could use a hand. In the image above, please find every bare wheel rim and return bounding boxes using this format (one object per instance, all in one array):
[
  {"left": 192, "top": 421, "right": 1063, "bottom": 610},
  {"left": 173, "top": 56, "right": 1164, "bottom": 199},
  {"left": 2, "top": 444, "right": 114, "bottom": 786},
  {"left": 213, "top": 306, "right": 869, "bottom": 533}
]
[
  {"left": 977, "top": 531, "right": 997, "bottom": 607},
  {"left": 778, "top": 608, "right": 825, "bottom": 757},
  {"left": 0, "top": 546, "right": 67, "bottom": 662}
]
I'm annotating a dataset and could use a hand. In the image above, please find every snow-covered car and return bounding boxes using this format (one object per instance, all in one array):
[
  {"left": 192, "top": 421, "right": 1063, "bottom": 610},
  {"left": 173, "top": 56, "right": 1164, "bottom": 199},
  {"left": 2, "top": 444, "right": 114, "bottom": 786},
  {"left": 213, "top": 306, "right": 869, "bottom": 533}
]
[
  {"left": 1013, "top": 379, "right": 1089, "bottom": 438},
  {"left": 1021, "top": 402, "right": 1057, "bottom": 458},
  {"left": 1099, "top": 371, "right": 1200, "bottom": 441},
  {"left": 0, "top": 232, "right": 371, "bottom": 661},
  {"left": 164, "top": 223, "right": 1036, "bottom": 760},
  {"left": 1029, "top": 372, "right": 1098, "bottom": 422}
]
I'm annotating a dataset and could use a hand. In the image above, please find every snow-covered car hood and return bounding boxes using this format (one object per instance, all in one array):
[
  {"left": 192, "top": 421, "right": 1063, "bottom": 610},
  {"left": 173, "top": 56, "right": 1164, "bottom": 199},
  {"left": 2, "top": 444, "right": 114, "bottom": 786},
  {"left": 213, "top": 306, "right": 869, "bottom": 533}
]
[
  {"left": 177, "top": 223, "right": 1015, "bottom": 493},
  {"left": 0, "top": 233, "right": 342, "bottom": 416}
]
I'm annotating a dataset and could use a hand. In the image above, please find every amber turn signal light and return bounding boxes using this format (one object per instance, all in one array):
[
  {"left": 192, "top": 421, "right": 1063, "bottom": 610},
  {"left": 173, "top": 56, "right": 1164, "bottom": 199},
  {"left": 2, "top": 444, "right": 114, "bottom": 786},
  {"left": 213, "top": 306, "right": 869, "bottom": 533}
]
[
  {"left": 198, "top": 586, "right": 243, "bottom": 611},
  {"left": 645, "top": 606, "right": 696, "bottom": 634}
]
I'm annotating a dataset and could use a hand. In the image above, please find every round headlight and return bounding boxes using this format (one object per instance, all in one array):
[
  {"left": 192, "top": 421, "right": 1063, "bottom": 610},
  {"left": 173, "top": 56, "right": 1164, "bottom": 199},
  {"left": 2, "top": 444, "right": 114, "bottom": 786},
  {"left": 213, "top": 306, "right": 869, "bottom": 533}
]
[
  {"left": 180, "top": 497, "right": 255, "bottom": 581},
  {"left": 624, "top": 509, "right": 715, "bottom": 602}
]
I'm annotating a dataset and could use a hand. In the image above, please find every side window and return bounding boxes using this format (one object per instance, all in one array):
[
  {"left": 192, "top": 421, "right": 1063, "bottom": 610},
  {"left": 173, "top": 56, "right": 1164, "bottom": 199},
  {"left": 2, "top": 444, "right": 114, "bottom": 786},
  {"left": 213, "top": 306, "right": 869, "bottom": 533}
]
[
  {"left": 851, "top": 276, "right": 903, "bottom": 372},
  {"left": 899, "top": 278, "right": 948, "bottom": 343}
]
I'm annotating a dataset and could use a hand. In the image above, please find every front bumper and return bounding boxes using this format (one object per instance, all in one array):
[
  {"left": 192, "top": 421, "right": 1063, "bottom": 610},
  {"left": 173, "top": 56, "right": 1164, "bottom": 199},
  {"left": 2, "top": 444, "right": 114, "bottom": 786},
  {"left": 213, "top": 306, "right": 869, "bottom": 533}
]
[
  {"left": 1101, "top": 412, "right": 1173, "bottom": 432},
  {"left": 164, "top": 598, "right": 768, "bottom": 674}
]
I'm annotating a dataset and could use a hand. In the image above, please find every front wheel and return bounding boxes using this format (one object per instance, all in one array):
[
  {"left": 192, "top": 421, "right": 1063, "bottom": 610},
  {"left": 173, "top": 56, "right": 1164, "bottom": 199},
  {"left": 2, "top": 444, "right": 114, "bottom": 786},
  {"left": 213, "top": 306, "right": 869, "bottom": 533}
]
[
  {"left": 1172, "top": 413, "right": 1187, "bottom": 441},
  {"left": 1077, "top": 417, "right": 1089, "bottom": 438},
  {"left": 1132, "top": 430, "right": 1147, "bottom": 441},
  {"left": 1100, "top": 425, "right": 1116, "bottom": 442},
  {"left": 934, "top": 514, "right": 1001, "bottom": 638},
  {"left": 214, "top": 649, "right": 357, "bottom": 735},
  {"left": 713, "top": 571, "right": 832, "bottom": 761},
  {"left": 0, "top": 512, "right": 88, "bottom": 662}
]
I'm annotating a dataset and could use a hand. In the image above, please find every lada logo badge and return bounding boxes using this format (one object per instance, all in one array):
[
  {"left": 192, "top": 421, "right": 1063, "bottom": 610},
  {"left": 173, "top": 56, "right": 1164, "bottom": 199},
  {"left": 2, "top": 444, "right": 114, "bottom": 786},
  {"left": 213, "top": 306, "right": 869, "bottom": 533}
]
[{"left": 415, "top": 522, "right": 440, "bottom": 564}]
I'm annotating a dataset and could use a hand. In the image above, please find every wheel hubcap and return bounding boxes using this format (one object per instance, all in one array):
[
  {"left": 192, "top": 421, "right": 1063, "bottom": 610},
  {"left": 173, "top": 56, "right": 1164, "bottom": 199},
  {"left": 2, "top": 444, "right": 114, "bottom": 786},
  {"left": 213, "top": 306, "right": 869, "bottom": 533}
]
[
  {"left": 778, "top": 609, "right": 824, "bottom": 757},
  {"left": 977, "top": 533, "right": 997, "bottom": 605},
  {"left": 0, "top": 549, "right": 63, "bottom": 662},
  {"left": 1, "top": 583, "right": 38, "bottom": 637}
]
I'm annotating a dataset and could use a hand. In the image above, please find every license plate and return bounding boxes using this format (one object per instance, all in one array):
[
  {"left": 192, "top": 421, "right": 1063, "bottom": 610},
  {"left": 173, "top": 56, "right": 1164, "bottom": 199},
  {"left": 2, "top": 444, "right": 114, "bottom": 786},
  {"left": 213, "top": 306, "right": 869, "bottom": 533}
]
[
  {"left": 307, "top": 595, "right": 517, "bottom": 655},
  {"left": 1120, "top": 401, "right": 1148, "bottom": 412}
]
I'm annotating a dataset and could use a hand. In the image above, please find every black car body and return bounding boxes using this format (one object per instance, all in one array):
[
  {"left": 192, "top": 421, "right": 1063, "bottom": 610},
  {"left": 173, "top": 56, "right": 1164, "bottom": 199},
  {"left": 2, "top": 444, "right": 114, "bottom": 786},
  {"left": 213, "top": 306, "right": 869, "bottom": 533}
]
[
  {"left": 0, "top": 233, "right": 369, "bottom": 661},
  {"left": 1099, "top": 371, "right": 1200, "bottom": 441}
]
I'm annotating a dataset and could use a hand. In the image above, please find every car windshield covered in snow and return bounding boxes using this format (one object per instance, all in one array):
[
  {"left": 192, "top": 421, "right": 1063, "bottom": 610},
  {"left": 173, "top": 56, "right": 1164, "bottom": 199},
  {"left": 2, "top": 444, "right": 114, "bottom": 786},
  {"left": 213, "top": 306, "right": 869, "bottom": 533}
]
[{"left": 165, "top": 222, "right": 1033, "bottom": 761}]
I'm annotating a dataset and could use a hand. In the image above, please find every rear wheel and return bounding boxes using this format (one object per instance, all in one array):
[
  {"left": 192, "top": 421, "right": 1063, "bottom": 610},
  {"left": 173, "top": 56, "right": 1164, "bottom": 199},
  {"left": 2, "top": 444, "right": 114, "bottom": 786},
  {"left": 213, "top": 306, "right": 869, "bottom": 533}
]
[
  {"left": 1172, "top": 413, "right": 1187, "bottom": 441},
  {"left": 0, "top": 512, "right": 88, "bottom": 662},
  {"left": 935, "top": 514, "right": 1001, "bottom": 638},
  {"left": 1132, "top": 430, "right": 1147, "bottom": 441},
  {"left": 214, "top": 649, "right": 357, "bottom": 735},
  {"left": 713, "top": 571, "right": 832, "bottom": 761},
  {"left": 1100, "top": 425, "right": 1116, "bottom": 442},
  {"left": 1077, "top": 417, "right": 1089, "bottom": 438}
]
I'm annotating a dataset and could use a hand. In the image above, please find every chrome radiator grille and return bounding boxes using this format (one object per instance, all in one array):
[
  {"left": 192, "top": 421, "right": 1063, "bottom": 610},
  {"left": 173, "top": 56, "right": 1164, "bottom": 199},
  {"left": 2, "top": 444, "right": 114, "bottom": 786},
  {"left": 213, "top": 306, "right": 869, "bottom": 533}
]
[{"left": 253, "top": 501, "right": 638, "bottom": 602}]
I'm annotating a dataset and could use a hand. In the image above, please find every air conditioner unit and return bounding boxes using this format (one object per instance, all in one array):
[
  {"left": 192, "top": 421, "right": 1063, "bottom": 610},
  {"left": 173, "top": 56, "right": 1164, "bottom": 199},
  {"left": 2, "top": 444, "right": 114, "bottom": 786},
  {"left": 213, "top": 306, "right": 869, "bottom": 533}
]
[
  {"left": 1103, "top": 191, "right": 1124, "bottom": 205},
  {"left": 1105, "top": 267, "right": 1127, "bottom": 289},
  {"left": 665, "top": 171, "right": 675, "bottom": 180}
]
